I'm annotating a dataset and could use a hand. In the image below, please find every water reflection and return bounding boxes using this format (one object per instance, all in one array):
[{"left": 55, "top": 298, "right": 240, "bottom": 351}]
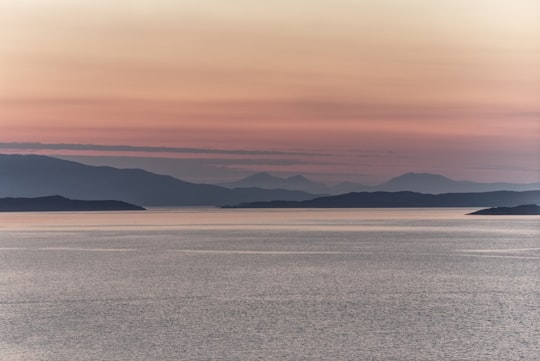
[{"left": 1, "top": 208, "right": 538, "bottom": 360}]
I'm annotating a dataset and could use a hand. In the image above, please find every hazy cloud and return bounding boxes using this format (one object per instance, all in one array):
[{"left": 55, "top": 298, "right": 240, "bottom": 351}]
[{"left": 0, "top": 142, "right": 318, "bottom": 157}]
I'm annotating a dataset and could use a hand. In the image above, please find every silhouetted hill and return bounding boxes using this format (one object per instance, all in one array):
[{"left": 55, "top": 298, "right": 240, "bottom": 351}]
[
  {"left": 468, "top": 204, "right": 540, "bottom": 215},
  {"left": 0, "top": 154, "right": 315, "bottom": 206},
  {"left": 221, "top": 172, "right": 329, "bottom": 193},
  {"left": 0, "top": 195, "right": 145, "bottom": 212},
  {"left": 223, "top": 190, "right": 540, "bottom": 208},
  {"left": 378, "top": 172, "right": 540, "bottom": 194}
]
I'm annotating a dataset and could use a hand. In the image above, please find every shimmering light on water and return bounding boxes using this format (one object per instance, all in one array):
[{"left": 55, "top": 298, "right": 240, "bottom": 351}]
[{"left": 1, "top": 208, "right": 539, "bottom": 360}]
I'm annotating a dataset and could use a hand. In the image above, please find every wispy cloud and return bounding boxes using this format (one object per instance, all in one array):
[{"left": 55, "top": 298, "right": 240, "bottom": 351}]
[{"left": 0, "top": 142, "right": 319, "bottom": 157}]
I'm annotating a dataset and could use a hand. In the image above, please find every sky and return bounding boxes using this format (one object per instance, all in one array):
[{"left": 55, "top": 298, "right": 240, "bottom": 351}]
[{"left": 1, "top": 0, "right": 539, "bottom": 184}]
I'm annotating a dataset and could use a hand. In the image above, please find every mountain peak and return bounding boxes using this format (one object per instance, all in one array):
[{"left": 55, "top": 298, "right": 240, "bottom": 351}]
[
  {"left": 242, "top": 172, "right": 278, "bottom": 182},
  {"left": 286, "top": 174, "right": 309, "bottom": 182},
  {"left": 388, "top": 172, "right": 453, "bottom": 182},
  {"left": 379, "top": 172, "right": 464, "bottom": 193},
  {"left": 222, "top": 172, "right": 328, "bottom": 193}
]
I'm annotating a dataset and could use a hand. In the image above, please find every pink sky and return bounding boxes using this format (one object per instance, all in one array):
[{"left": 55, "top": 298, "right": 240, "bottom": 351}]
[{"left": 1, "top": 0, "right": 539, "bottom": 184}]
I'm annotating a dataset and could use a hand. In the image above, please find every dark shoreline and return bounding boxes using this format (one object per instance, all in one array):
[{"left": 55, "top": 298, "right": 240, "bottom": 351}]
[
  {"left": 467, "top": 204, "right": 540, "bottom": 215},
  {"left": 222, "top": 190, "right": 540, "bottom": 209},
  {"left": 0, "top": 195, "right": 145, "bottom": 212}
]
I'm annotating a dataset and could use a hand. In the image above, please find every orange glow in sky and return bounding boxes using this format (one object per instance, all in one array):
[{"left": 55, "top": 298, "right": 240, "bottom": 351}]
[{"left": 1, "top": 0, "right": 539, "bottom": 183}]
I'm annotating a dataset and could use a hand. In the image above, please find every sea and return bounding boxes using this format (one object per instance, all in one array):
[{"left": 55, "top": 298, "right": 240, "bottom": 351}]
[{"left": 0, "top": 208, "right": 539, "bottom": 361}]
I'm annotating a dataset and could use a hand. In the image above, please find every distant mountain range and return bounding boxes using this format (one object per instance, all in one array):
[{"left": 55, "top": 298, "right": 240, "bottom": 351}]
[
  {"left": 0, "top": 195, "right": 145, "bottom": 212},
  {"left": 221, "top": 172, "right": 540, "bottom": 195},
  {"left": 2, "top": 154, "right": 539, "bottom": 207},
  {"left": 220, "top": 172, "right": 329, "bottom": 194},
  {"left": 224, "top": 190, "right": 540, "bottom": 208},
  {"left": 0, "top": 154, "right": 315, "bottom": 206}
]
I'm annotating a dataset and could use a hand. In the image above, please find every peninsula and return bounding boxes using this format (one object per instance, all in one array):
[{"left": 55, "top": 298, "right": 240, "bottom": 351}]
[
  {"left": 0, "top": 196, "right": 145, "bottom": 212},
  {"left": 468, "top": 204, "right": 540, "bottom": 215}
]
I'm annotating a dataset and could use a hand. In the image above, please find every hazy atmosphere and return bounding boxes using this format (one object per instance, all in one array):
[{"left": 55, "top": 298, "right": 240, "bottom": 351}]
[
  {"left": 1, "top": 0, "right": 539, "bottom": 184},
  {"left": 2, "top": 3, "right": 540, "bottom": 360}
]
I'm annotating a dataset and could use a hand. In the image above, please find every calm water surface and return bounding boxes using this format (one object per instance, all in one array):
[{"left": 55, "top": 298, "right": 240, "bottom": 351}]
[{"left": 1, "top": 208, "right": 539, "bottom": 360}]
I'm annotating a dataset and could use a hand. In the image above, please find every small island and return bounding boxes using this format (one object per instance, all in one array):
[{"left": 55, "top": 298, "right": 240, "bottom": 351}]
[
  {"left": 467, "top": 204, "right": 540, "bottom": 215},
  {"left": 0, "top": 195, "right": 145, "bottom": 212}
]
